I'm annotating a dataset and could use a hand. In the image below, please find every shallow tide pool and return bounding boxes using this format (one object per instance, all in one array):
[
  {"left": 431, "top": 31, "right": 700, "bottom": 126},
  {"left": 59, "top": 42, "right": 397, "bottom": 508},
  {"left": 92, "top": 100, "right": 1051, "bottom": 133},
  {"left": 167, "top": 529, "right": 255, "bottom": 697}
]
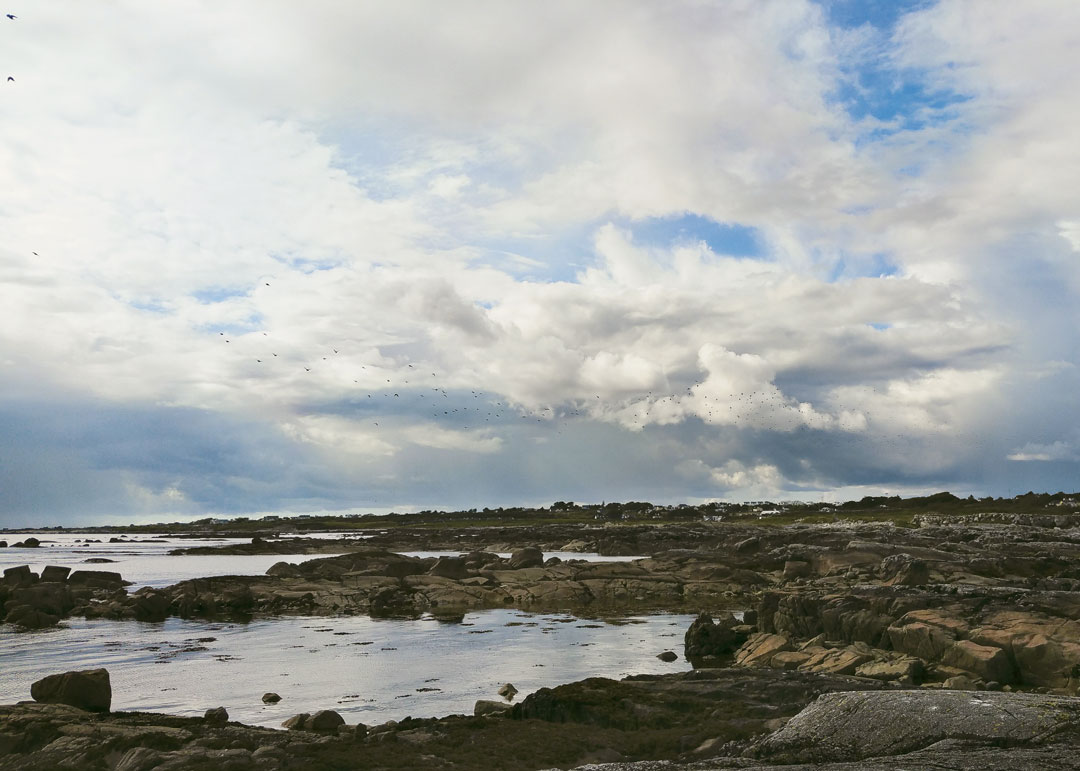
[
  {"left": 0, "top": 532, "right": 644, "bottom": 589},
  {"left": 0, "top": 610, "right": 695, "bottom": 727}
]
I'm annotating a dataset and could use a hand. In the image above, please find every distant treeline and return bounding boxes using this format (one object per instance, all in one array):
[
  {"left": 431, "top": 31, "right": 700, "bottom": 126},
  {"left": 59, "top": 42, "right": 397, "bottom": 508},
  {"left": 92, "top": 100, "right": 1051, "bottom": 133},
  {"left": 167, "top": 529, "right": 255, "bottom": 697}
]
[{"left": 6, "top": 490, "right": 1078, "bottom": 534}]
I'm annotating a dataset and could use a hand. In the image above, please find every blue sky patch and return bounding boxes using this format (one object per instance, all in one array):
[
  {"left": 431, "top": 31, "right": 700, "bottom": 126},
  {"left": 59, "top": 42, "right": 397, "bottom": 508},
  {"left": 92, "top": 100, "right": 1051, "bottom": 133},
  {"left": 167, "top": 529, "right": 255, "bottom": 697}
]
[
  {"left": 817, "top": 0, "right": 933, "bottom": 31},
  {"left": 828, "top": 252, "right": 899, "bottom": 282},
  {"left": 837, "top": 76, "right": 971, "bottom": 135},
  {"left": 817, "top": 0, "right": 972, "bottom": 138},
  {"left": 476, "top": 215, "right": 764, "bottom": 285},
  {"left": 622, "top": 214, "right": 763, "bottom": 258},
  {"left": 129, "top": 298, "right": 170, "bottom": 314},
  {"left": 269, "top": 252, "right": 341, "bottom": 274},
  {"left": 474, "top": 223, "right": 597, "bottom": 284},
  {"left": 192, "top": 286, "right": 248, "bottom": 304}
]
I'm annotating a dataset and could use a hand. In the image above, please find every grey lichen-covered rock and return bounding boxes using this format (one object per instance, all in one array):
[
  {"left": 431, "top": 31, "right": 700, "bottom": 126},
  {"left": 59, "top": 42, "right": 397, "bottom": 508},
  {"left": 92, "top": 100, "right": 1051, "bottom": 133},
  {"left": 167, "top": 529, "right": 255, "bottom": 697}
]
[{"left": 755, "top": 689, "right": 1080, "bottom": 764}]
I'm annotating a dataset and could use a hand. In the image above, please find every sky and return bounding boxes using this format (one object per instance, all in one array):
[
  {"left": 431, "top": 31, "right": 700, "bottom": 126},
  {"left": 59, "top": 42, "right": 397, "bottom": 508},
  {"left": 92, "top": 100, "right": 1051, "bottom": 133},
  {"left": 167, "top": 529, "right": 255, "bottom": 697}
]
[{"left": 1, "top": 1, "right": 1079, "bottom": 526}]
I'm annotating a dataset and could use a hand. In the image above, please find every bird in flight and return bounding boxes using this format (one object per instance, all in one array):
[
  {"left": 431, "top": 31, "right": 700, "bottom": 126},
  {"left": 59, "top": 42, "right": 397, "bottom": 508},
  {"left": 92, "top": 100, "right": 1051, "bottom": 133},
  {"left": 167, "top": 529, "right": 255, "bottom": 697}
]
[
  {"left": 6, "top": 77, "right": 13, "bottom": 83},
  {"left": 6, "top": 14, "right": 15, "bottom": 20}
]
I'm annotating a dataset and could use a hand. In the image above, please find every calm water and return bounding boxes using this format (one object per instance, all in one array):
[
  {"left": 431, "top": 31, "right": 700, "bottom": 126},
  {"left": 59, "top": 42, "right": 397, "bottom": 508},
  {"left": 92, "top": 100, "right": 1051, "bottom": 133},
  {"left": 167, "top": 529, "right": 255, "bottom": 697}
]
[
  {"left": 0, "top": 610, "right": 694, "bottom": 727},
  {"left": 0, "top": 532, "right": 642, "bottom": 589},
  {"left": 0, "top": 532, "right": 688, "bottom": 727}
]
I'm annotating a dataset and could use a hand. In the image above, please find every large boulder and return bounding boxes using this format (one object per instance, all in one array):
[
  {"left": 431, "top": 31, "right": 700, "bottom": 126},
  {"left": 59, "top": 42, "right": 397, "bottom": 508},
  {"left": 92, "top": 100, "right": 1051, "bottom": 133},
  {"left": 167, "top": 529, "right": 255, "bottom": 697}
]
[
  {"left": 5, "top": 606, "right": 60, "bottom": 629},
  {"left": 855, "top": 657, "right": 925, "bottom": 683},
  {"left": 308, "top": 710, "right": 346, "bottom": 732},
  {"left": 3, "top": 565, "right": 36, "bottom": 587},
  {"left": 756, "top": 690, "right": 1080, "bottom": 764},
  {"left": 474, "top": 699, "right": 511, "bottom": 716},
  {"left": 969, "top": 610, "right": 1080, "bottom": 689},
  {"left": 684, "top": 612, "right": 746, "bottom": 661},
  {"left": 508, "top": 547, "right": 544, "bottom": 569},
  {"left": 11, "top": 583, "right": 74, "bottom": 616},
  {"left": 283, "top": 710, "right": 345, "bottom": 732},
  {"left": 67, "top": 570, "right": 124, "bottom": 590},
  {"left": 40, "top": 565, "right": 71, "bottom": 583},
  {"left": 129, "top": 589, "right": 170, "bottom": 622},
  {"left": 31, "top": 668, "right": 111, "bottom": 712},
  {"left": 368, "top": 586, "right": 417, "bottom": 617},
  {"left": 887, "top": 621, "right": 956, "bottom": 661},
  {"left": 220, "top": 585, "right": 255, "bottom": 614},
  {"left": 783, "top": 560, "right": 812, "bottom": 579},
  {"left": 941, "top": 639, "right": 1014, "bottom": 684},
  {"left": 203, "top": 706, "right": 228, "bottom": 724},
  {"left": 266, "top": 561, "right": 303, "bottom": 578},
  {"left": 880, "top": 553, "right": 931, "bottom": 586},
  {"left": 427, "top": 557, "right": 469, "bottom": 580}
]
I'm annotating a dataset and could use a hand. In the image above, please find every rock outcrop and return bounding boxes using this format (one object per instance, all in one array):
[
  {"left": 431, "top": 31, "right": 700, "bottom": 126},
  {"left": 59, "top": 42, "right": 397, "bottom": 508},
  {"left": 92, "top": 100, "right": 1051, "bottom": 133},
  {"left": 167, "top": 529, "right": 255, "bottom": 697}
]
[
  {"left": 755, "top": 689, "right": 1080, "bottom": 764},
  {"left": 683, "top": 612, "right": 748, "bottom": 663}
]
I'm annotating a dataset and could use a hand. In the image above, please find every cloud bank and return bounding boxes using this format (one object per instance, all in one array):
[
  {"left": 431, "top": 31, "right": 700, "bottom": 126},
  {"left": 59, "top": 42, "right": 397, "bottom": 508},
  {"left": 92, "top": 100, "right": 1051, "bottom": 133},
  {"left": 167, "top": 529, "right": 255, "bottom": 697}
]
[{"left": 1, "top": 0, "right": 1078, "bottom": 525}]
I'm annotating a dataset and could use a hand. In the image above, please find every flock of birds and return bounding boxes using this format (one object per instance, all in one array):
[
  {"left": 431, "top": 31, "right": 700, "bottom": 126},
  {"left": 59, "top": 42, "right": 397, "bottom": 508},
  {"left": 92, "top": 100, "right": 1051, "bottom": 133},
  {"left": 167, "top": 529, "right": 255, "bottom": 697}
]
[
  {"left": 211, "top": 284, "right": 934, "bottom": 449},
  {"left": 5, "top": 13, "right": 14, "bottom": 83},
  {"left": 3, "top": 6, "right": 958, "bottom": 460},
  {"left": 218, "top": 318, "right": 595, "bottom": 433}
]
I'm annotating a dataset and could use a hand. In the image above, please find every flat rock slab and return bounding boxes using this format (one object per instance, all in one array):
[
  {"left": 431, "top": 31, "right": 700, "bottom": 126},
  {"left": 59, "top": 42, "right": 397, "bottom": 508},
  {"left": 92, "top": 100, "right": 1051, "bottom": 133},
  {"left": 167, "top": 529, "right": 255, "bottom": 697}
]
[
  {"left": 562, "top": 743, "right": 1080, "bottom": 770},
  {"left": 756, "top": 689, "right": 1080, "bottom": 763}
]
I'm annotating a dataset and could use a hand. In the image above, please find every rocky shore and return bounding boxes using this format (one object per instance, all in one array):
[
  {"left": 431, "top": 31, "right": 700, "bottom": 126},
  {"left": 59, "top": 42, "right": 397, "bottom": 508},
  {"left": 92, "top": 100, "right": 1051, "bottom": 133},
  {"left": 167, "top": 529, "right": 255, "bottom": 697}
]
[
  {"left": 5, "top": 513, "right": 1080, "bottom": 768},
  {"left": 3, "top": 667, "right": 1079, "bottom": 770}
]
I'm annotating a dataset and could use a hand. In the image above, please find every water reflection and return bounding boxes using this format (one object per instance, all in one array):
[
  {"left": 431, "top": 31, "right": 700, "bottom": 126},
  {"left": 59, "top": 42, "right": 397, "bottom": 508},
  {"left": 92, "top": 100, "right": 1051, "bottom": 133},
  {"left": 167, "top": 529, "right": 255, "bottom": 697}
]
[
  {"left": 0, "top": 534, "right": 644, "bottom": 589},
  {"left": 0, "top": 610, "right": 694, "bottom": 727}
]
